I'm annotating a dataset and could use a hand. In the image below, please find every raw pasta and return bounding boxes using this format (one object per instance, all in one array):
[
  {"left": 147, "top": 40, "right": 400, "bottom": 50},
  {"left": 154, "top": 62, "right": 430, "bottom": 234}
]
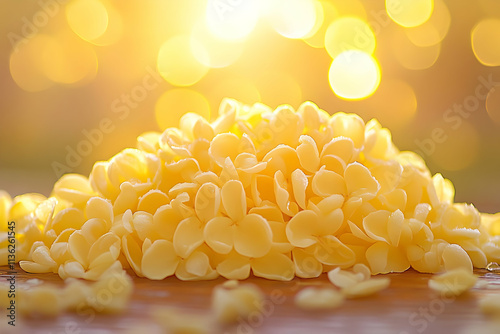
[
  {"left": 1, "top": 98, "right": 500, "bottom": 285},
  {"left": 428, "top": 268, "right": 477, "bottom": 296},
  {"left": 294, "top": 287, "right": 344, "bottom": 310}
]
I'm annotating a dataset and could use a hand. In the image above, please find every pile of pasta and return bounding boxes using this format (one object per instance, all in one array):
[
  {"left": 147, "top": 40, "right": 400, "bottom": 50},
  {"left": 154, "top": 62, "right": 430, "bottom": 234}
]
[{"left": 1, "top": 98, "right": 500, "bottom": 282}]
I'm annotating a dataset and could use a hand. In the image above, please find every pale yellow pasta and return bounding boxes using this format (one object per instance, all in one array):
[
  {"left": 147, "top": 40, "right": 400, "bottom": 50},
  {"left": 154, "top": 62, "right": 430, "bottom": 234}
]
[
  {"left": 342, "top": 277, "right": 391, "bottom": 298},
  {"left": 327, "top": 267, "right": 364, "bottom": 289},
  {"left": 53, "top": 174, "right": 95, "bottom": 205},
  {"left": 2, "top": 261, "right": 132, "bottom": 315},
  {"left": 211, "top": 281, "right": 264, "bottom": 324},
  {"left": 327, "top": 266, "right": 390, "bottom": 298},
  {"left": 294, "top": 287, "right": 344, "bottom": 310},
  {"left": 352, "top": 263, "right": 372, "bottom": 280},
  {"left": 428, "top": 268, "right": 477, "bottom": 296},
  {"left": 1, "top": 98, "right": 500, "bottom": 317},
  {"left": 441, "top": 244, "right": 473, "bottom": 273},
  {"left": 296, "top": 135, "right": 320, "bottom": 173}
]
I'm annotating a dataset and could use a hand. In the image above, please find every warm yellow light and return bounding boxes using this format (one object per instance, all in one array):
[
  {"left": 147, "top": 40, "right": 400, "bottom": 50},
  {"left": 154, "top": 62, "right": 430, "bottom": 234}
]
[
  {"left": 89, "top": 4, "right": 123, "bottom": 46},
  {"left": 66, "top": 0, "right": 109, "bottom": 43},
  {"left": 369, "top": 79, "right": 417, "bottom": 128},
  {"left": 329, "top": 0, "right": 366, "bottom": 20},
  {"left": 155, "top": 89, "right": 211, "bottom": 131},
  {"left": 471, "top": 19, "right": 500, "bottom": 67},
  {"left": 257, "top": 71, "right": 303, "bottom": 109},
  {"left": 486, "top": 86, "right": 500, "bottom": 125},
  {"left": 9, "top": 35, "right": 54, "bottom": 92},
  {"left": 328, "top": 51, "right": 381, "bottom": 100},
  {"left": 157, "top": 35, "right": 209, "bottom": 87},
  {"left": 40, "top": 33, "right": 98, "bottom": 85},
  {"left": 386, "top": 0, "right": 434, "bottom": 28},
  {"left": 302, "top": 0, "right": 324, "bottom": 39},
  {"left": 325, "top": 17, "right": 376, "bottom": 59},
  {"left": 304, "top": 1, "right": 339, "bottom": 48},
  {"left": 405, "top": 0, "right": 450, "bottom": 47},
  {"left": 391, "top": 29, "right": 440, "bottom": 70},
  {"left": 191, "top": 21, "right": 244, "bottom": 68},
  {"left": 266, "top": 0, "right": 317, "bottom": 39},
  {"left": 210, "top": 76, "right": 261, "bottom": 112},
  {"left": 205, "top": 0, "right": 259, "bottom": 41},
  {"left": 430, "top": 122, "right": 479, "bottom": 171}
]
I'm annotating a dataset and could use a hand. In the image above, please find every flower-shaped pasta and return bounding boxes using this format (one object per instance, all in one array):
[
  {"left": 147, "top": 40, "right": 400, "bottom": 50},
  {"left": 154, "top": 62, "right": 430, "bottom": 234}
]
[
  {"left": 204, "top": 180, "right": 272, "bottom": 259},
  {"left": 209, "top": 133, "right": 255, "bottom": 168},
  {"left": 329, "top": 112, "right": 365, "bottom": 149},
  {"left": 90, "top": 149, "right": 161, "bottom": 201},
  {"left": 52, "top": 174, "right": 95, "bottom": 207},
  {"left": 215, "top": 249, "right": 294, "bottom": 281},
  {"left": 286, "top": 195, "right": 355, "bottom": 267}
]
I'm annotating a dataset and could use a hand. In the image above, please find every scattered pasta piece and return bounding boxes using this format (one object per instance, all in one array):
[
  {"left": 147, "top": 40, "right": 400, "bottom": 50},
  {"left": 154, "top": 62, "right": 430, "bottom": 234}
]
[
  {"left": 342, "top": 277, "right": 391, "bottom": 298},
  {"left": 327, "top": 267, "right": 364, "bottom": 289},
  {"left": 428, "top": 268, "right": 478, "bottom": 297},
  {"left": 327, "top": 265, "right": 390, "bottom": 298},
  {"left": 1, "top": 263, "right": 132, "bottom": 316},
  {"left": 294, "top": 287, "right": 344, "bottom": 310},
  {"left": 211, "top": 281, "right": 264, "bottom": 324}
]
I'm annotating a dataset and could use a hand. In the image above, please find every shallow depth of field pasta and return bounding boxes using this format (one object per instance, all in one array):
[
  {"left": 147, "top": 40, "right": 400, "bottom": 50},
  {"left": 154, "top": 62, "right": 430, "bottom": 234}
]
[{"left": 1, "top": 98, "right": 500, "bottom": 290}]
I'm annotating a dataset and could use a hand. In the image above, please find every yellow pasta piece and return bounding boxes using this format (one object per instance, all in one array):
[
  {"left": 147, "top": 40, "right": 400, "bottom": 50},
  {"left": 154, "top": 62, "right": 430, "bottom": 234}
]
[
  {"left": 296, "top": 135, "right": 320, "bottom": 173},
  {"left": 18, "top": 285, "right": 62, "bottom": 316},
  {"left": 428, "top": 268, "right": 477, "bottom": 296},
  {"left": 342, "top": 277, "right": 391, "bottom": 298},
  {"left": 211, "top": 281, "right": 264, "bottom": 324},
  {"left": 142, "top": 239, "right": 179, "bottom": 279},
  {"left": 294, "top": 287, "right": 344, "bottom": 310},
  {"left": 327, "top": 267, "right": 364, "bottom": 289},
  {"left": 327, "top": 265, "right": 391, "bottom": 298}
]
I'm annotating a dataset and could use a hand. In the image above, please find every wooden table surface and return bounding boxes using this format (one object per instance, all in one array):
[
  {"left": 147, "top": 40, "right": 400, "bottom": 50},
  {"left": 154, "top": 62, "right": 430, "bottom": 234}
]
[{"left": 2, "top": 266, "right": 500, "bottom": 334}]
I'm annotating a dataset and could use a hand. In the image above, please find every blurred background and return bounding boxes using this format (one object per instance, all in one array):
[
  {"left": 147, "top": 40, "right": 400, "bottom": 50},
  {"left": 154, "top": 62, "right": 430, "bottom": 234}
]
[{"left": 0, "top": 0, "right": 499, "bottom": 212}]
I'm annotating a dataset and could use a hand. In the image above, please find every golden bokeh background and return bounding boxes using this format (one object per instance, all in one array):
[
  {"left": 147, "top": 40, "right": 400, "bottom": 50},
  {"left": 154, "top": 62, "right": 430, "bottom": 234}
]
[{"left": 0, "top": 0, "right": 499, "bottom": 212}]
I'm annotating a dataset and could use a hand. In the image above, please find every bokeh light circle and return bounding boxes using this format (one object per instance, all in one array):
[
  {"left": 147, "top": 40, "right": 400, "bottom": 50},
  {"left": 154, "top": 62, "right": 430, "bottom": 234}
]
[
  {"left": 304, "top": 1, "right": 339, "bottom": 48},
  {"left": 391, "top": 29, "right": 441, "bottom": 70},
  {"left": 89, "top": 4, "right": 123, "bottom": 46},
  {"left": 328, "top": 50, "right": 381, "bottom": 100},
  {"left": 9, "top": 35, "right": 54, "bottom": 92},
  {"left": 205, "top": 0, "right": 259, "bottom": 41},
  {"left": 325, "top": 17, "right": 376, "bottom": 59},
  {"left": 386, "top": 0, "right": 434, "bottom": 28},
  {"left": 40, "top": 34, "right": 98, "bottom": 85},
  {"left": 191, "top": 21, "right": 244, "bottom": 68},
  {"left": 266, "top": 0, "right": 317, "bottom": 39},
  {"left": 66, "top": 0, "right": 109, "bottom": 42},
  {"left": 157, "top": 35, "right": 209, "bottom": 86},
  {"left": 405, "top": 0, "right": 450, "bottom": 47},
  {"left": 471, "top": 19, "right": 500, "bottom": 67},
  {"left": 301, "top": 0, "right": 324, "bottom": 40}
]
